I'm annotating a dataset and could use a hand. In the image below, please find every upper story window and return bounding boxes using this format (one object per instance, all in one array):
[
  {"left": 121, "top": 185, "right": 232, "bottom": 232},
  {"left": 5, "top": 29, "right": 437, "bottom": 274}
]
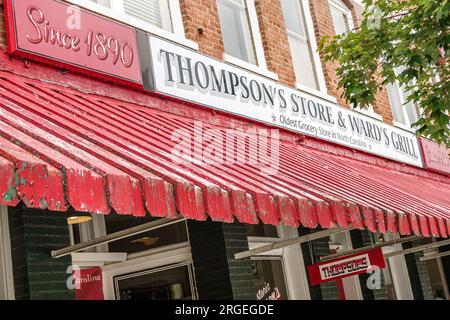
[
  {"left": 328, "top": 0, "right": 381, "bottom": 119},
  {"left": 280, "top": 0, "right": 322, "bottom": 91},
  {"left": 70, "top": 0, "right": 196, "bottom": 48},
  {"left": 88, "top": 0, "right": 173, "bottom": 31},
  {"left": 217, "top": 0, "right": 257, "bottom": 64},
  {"left": 216, "top": 0, "right": 274, "bottom": 78},
  {"left": 386, "top": 81, "right": 420, "bottom": 129},
  {"left": 386, "top": 67, "right": 420, "bottom": 129},
  {"left": 329, "top": 0, "right": 352, "bottom": 35}
]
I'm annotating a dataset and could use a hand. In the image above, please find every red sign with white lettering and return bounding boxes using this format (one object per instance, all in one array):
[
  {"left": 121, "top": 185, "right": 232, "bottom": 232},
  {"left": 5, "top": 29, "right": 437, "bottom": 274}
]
[
  {"left": 4, "top": 0, "right": 142, "bottom": 87},
  {"left": 419, "top": 138, "right": 450, "bottom": 175},
  {"left": 74, "top": 267, "right": 104, "bottom": 300},
  {"left": 307, "top": 247, "right": 386, "bottom": 286}
]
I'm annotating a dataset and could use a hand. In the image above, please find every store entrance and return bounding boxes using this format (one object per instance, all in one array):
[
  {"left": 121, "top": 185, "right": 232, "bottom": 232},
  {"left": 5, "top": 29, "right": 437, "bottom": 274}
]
[{"left": 114, "top": 263, "right": 196, "bottom": 300}]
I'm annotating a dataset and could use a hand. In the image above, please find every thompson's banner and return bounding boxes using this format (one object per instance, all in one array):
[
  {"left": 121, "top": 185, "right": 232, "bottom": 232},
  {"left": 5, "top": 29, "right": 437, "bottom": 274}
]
[
  {"left": 307, "top": 247, "right": 386, "bottom": 286},
  {"left": 142, "top": 35, "right": 423, "bottom": 167}
]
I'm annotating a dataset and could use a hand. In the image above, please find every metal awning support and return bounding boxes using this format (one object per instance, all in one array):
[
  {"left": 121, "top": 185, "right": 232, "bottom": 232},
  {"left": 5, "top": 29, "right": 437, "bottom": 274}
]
[
  {"left": 52, "top": 217, "right": 186, "bottom": 259},
  {"left": 384, "top": 238, "right": 450, "bottom": 259},
  {"left": 419, "top": 250, "right": 450, "bottom": 262},
  {"left": 234, "top": 226, "right": 353, "bottom": 260},
  {"left": 320, "top": 235, "right": 422, "bottom": 261}
]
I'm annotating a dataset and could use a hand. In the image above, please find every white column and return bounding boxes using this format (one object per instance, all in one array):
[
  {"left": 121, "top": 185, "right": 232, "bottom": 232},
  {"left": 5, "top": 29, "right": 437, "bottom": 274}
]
[
  {"left": 0, "top": 206, "right": 15, "bottom": 300},
  {"left": 278, "top": 225, "right": 311, "bottom": 300},
  {"left": 383, "top": 234, "right": 414, "bottom": 300}
]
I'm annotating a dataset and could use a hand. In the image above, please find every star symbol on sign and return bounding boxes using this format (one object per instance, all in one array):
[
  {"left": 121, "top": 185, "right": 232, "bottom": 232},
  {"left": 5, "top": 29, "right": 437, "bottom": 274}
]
[{"left": 272, "top": 114, "right": 277, "bottom": 122}]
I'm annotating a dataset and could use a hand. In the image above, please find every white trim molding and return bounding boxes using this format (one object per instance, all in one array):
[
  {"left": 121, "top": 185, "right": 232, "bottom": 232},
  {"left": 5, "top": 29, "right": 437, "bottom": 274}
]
[{"left": 65, "top": 0, "right": 199, "bottom": 50}]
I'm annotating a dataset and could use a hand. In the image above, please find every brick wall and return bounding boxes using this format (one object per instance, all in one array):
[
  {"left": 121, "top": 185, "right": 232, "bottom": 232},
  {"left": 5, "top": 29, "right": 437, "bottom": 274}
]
[
  {"left": 254, "top": 0, "right": 296, "bottom": 87},
  {"left": 8, "top": 207, "right": 75, "bottom": 300},
  {"left": 179, "top": 0, "right": 224, "bottom": 59},
  {"left": 188, "top": 220, "right": 256, "bottom": 300},
  {"left": 307, "top": 0, "right": 394, "bottom": 123}
]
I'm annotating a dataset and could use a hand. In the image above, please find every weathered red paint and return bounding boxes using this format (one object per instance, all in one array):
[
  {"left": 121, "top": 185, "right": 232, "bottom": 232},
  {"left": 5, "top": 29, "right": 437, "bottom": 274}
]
[
  {"left": 419, "top": 137, "right": 450, "bottom": 175},
  {"left": 0, "top": 55, "right": 448, "bottom": 237},
  {"left": 4, "top": 0, "right": 143, "bottom": 88}
]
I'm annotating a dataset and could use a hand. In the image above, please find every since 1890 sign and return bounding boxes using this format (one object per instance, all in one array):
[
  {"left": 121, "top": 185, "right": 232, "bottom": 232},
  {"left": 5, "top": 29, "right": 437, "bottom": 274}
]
[
  {"left": 4, "top": 0, "right": 142, "bottom": 87},
  {"left": 142, "top": 35, "right": 423, "bottom": 167}
]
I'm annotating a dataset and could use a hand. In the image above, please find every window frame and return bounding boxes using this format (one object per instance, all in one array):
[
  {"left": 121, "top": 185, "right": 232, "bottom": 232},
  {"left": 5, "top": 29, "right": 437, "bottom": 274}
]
[
  {"left": 66, "top": 0, "right": 199, "bottom": 50},
  {"left": 387, "top": 81, "right": 419, "bottom": 132},
  {"left": 247, "top": 225, "right": 311, "bottom": 299},
  {"left": 219, "top": 0, "right": 278, "bottom": 80},
  {"left": 281, "top": 0, "right": 336, "bottom": 103},
  {"left": 329, "top": 0, "right": 354, "bottom": 35},
  {"left": 328, "top": 0, "right": 383, "bottom": 120}
]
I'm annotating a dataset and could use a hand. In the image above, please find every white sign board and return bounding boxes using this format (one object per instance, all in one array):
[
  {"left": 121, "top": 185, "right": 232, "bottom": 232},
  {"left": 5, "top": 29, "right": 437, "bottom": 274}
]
[{"left": 144, "top": 35, "right": 423, "bottom": 167}]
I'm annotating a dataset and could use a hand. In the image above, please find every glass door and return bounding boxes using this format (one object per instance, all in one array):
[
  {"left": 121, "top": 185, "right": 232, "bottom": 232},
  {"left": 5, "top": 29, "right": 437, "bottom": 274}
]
[{"left": 252, "top": 257, "right": 289, "bottom": 300}]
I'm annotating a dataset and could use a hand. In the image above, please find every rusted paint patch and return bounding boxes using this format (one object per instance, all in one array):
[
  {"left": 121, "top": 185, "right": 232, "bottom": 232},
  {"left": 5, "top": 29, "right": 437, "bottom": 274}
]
[
  {"left": 253, "top": 193, "right": 278, "bottom": 225},
  {"left": 386, "top": 210, "right": 398, "bottom": 234},
  {"left": 437, "top": 218, "right": 448, "bottom": 238},
  {"left": 203, "top": 186, "right": 233, "bottom": 223},
  {"left": 297, "top": 199, "right": 317, "bottom": 229},
  {"left": 348, "top": 205, "right": 364, "bottom": 230},
  {"left": 316, "top": 201, "right": 336, "bottom": 229},
  {"left": 65, "top": 167, "right": 109, "bottom": 214},
  {"left": 230, "top": 189, "right": 258, "bottom": 224},
  {"left": 428, "top": 216, "right": 441, "bottom": 238},
  {"left": 397, "top": 212, "right": 411, "bottom": 236},
  {"left": 361, "top": 206, "right": 377, "bottom": 233},
  {"left": 1, "top": 165, "right": 19, "bottom": 205},
  {"left": 277, "top": 196, "right": 298, "bottom": 227},
  {"left": 16, "top": 161, "right": 67, "bottom": 211},
  {"left": 375, "top": 209, "right": 387, "bottom": 234},
  {"left": 174, "top": 181, "right": 206, "bottom": 221},
  {"left": 332, "top": 200, "right": 349, "bottom": 227}
]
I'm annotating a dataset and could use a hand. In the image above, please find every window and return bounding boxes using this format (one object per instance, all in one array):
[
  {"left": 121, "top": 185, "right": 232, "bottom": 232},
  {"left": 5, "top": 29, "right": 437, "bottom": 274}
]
[
  {"left": 328, "top": 0, "right": 382, "bottom": 119},
  {"left": 253, "top": 258, "right": 289, "bottom": 300},
  {"left": 216, "top": 0, "right": 273, "bottom": 77},
  {"left": 280, "top": 0, "right": 321, "bottom": 90},
  {"left": 68, "top": 0, "right": 194, "bottom": 48},
  {"left": 115, "top": 264, "right": 196, "bottom": 300},
  {"left": 329, "top": 0, "right": 352, "bottom": 35},
  {"left": 123, "top": 0, "right": 173, "bottom": 32},
  {"left": 87, "top": 0, "right": 172, "bottom": 31},
  {"left": 89, "top": 0, "right": 111, "bottom": 7},
  {"left": 386, "top": 68, "right": 420, "bottom": 129},
  {"left": 104, "top": 214, "right": 188, "bottom": 254},
  {"left": 217, "top": 0, "right": 257, "bottom": 65}
]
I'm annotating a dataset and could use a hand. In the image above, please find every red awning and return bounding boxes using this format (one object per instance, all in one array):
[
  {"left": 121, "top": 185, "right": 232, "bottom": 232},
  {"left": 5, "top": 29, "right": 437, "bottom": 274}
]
[{"left": 0, "top": 70, "right": 449, "bottom": 238}]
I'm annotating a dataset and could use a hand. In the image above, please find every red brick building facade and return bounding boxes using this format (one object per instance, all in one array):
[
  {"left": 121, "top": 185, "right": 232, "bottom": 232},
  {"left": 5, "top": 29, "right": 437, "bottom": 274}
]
[{"left": 0, "top": 0, "right": 448, "bottom": 301}]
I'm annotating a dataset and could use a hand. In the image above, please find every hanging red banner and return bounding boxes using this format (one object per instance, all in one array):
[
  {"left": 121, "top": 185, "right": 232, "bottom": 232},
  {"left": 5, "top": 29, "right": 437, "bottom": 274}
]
[
  {"left": 307, "top": 247, "right": 386, "bottom": 286},
  {"left": 419, "top": 137, "right": 450, "bottom": 175},
  {"left": 74, "top": 267, "right": 104, "bottom": 300}
]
